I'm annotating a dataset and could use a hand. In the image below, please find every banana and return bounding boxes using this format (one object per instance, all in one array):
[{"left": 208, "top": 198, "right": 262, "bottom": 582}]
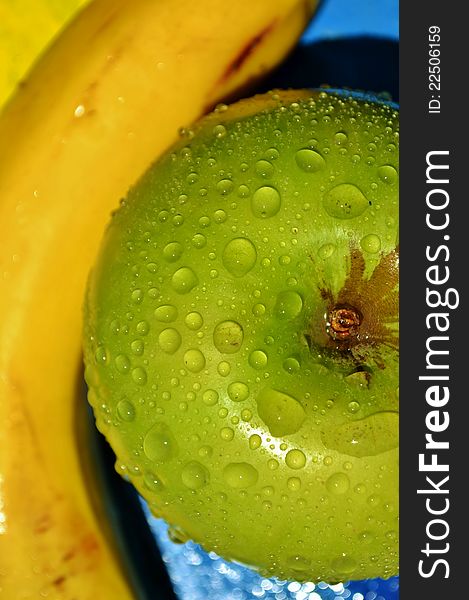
[
  {"left": 0, "top": 0, "right": 90, "bottom": 107},
  {"left": 0, "top": 0, "right": 317, "bottom": 597}
]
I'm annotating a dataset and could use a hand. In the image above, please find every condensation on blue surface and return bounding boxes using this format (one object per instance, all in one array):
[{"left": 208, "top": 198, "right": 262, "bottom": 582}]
[
  {"left": 143, "top": 504, "right": 399, "bottom": 600},
  {"left": 302, "top": 0, "right": 399, "bottom": 43}
]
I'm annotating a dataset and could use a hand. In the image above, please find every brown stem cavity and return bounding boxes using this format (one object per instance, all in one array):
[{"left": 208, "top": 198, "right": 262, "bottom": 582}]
[{"left": 307, "top": 246, "right": 399, "bottom": 370}]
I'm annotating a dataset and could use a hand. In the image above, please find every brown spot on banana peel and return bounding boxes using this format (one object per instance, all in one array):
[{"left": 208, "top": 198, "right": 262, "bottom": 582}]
[
  {"left": 202, "top": 0, "right": 317, "bottom": 112},
  {"left": 4, "top": 368, "right": 119, "bottom": 593},
  {"left": 52, "top": 576, "right": 66, "bottom": 588},
  {"left": 217, "top": 22, "right": 276, "bottom": 84},
  {"left": 63, "top": 549, "right": 75, "bottom": 562},
  {"left": 71, "top": 41, "right": 129, "bottom": 124},
  {"left": 201, "top": 22, "right": 277, "bottom": 114},
  {"left": 34, "top": 512, "right": 54, "bottom": 534}
]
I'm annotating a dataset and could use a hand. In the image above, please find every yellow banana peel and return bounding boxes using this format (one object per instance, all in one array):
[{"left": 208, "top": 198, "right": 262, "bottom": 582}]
[
  {"left": 0, "top": 0, "right": 317, "bottom": 597},
  {"left": 0, "top": 0, "right": 90, "bottom": 107}
]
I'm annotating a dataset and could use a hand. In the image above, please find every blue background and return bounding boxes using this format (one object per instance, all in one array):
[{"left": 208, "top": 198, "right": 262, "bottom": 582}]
[{"left": 303, "top": 0, "right": 398, "bottom": 42}]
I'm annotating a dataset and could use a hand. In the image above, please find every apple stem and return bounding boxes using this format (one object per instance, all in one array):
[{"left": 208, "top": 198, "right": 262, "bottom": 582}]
[{"left": 326, "top": 304, "right": 362, "bottom": 342}]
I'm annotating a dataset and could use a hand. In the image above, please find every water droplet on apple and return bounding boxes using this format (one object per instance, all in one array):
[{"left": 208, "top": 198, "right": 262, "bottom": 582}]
[
  {"left": 255, "top": 159, "right": 274, "bottom": 178},
  {"left": 334, "top": 131, "right": 348, "bottom": 145},
  {"left": 131, "top": 289, "right": 143, "bottom": 304},
  {"left": 262, "top": 485, "right": 274, "bottom": 498},
  {"left": 323, "top": 183, "right": 369, "bottom": 219},
  {"left": 354, "top": 483, "right": 366, "bottom": 495},
  {"left": 214, "top": 102, "right": 228, "bottom": 113},
  {"left": 285, "top": 449, "right": 306, "bottom": 470},
  {"left": 214, "top": 209, "right": 227, "bottom": 223},
  {"left": 249, "top": 434, "right": 261, "bottom": 449},
  {"left": 144, "top": 422, "right": 177, "bottom": 461},
  {"left": 286, "top": 554, "right": 311, "bottom": 571},
  {"left": 146, "top": 262, "right": 158, "bottom": 273},
  {"left": 249, "top": 350, "right": 268, "bottom": 369},
  {"left": 95, "top": 346, "right": 108, "bottom": 364},
  {"left": 295, "top": 148, "right": 325, "bottom": 172},
  {"left": 217, "top": 361, "right": 231, "bottom": 376},
  {"left": 158, "top": 210, "right": 169, "bottom": 222},
  {"left": 167, "top": 525, "right": 191, "bottom": 544},
  {"left": 252, "top": 303, "right": 266, "bottom": 316},
  {"left": 132, "top": 367, "right": 147, "bottom": 385},
  {"left": 331, "top": 553, "right": 357, "bottom": 575},
  {"left": 154, "top": 304, "right": 178, "bottom": 322},
  {"left": 274, "top": 290, "right": 303, "bottom": 320},
  {"left": 110, "top": 319, "right": 120, "bottom": 334},
  {"left": 227, "top": 381, "right": 249, "bottom": 402},
  {"left": 360, "top": 233, "right": 381, "bottom": 253},
  {"left": 317, "top": 243, "right": 336, "bottom": 259},
  {"left": 223, "top": 462, "right": 258, "bottom": 488},
  {"left": 345, "top": 371, "right": 369, "bottom": 388},
  {"left": 241, "top": 409, "right": 252, "bottom": 421},
  {"left": 256, "top": 389, "right": 305, "bottom": 437},
  {"left": 238, "top": 184, "right": 250, "bottom": 198},
  {"left": 171, "top": 266, "right": 198, "bottom": 294},
  {"left": 158, "top": 328, "right": 182, "bottom": 354},
  {"left": 130, "top": 339, "right": 144, "bottom": 357},
  {"left": 143, "top": 471, "right": 164, "bottom": 492},
  {"left": 367, "top": 494, "right": 381, "bottom": 506},
  {"left": 136, "top": 320, "right": 150, "bottom": 335},
  {"left": 198, "top": 445, "right": 212, "bottom": 458},
  {"left": 347, "top": 401, "right": 361, "bottom": 413},
  {"left": 282, "top": 357, "right": 300, "bottom": 374},
  {"left": 265, "top": 147, "right": 279, "bottom": 160},
  {"left": 181, "top": 460, "right": 209, "bottom": 489},
  {"left": 251, "top": 186, "right": 281, "bottom": 218},
  {"left": 202, "top": 389, "right": 218, "bottom": 406},
  {"left": 222, "top": 238, "right": 257, "bottom": 276},
  {"left": 378, "top": 164, "right": 398, "bottom": 184},
  {"left": 115, "top": 354, "right": 130, "bottom": 374},
  {"left": 358, "top": 530, "right": 376, "bottom": 544},
  {"left": 220, "top": 427, "right": 234, "bottom": 441},
  {"left": 213, "top": 320, "right": 244, "bottom": 354},
  {"left": 183, "top": 349, "right": 206, "bottom": 372},
  {"left": 326, "top": 472, "right": 350, "bottom": 495},
  {"left": 116, "top": 399, "right": 135, "bottom": 421},
  {"left": 186, "top": 172, "right": 198, "bottom": 185},
  {"left": 163, "top": 242, "right": 183, "bottom": 262},
  {"left": 287, "top": 477, "right": 301, "bottom": 492},
  {"left": 199, "top": 215, "right": 210, "bottom": 228},
  {"left": 213, "top": 124, "right": 226, "bottom": 138},
  {"left": 191, "top": 233, "right": 206, "bottom": 248},
  {"left": 216, "top": 179, "right": 234, "bottom": 195},
  {"left": 185, "top": 311, "right": 203, "bottom": 330},
  {"left": 321, "top": 411, "right": 399, "bottom": 457}
]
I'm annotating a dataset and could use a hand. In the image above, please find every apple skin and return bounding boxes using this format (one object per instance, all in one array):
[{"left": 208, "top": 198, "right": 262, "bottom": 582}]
[{"left": 83, "top": 89, "right": 399, "bottom": 583}]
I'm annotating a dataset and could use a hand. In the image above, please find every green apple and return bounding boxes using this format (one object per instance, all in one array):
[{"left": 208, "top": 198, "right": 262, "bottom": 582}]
[{"left": 83, "top": 89, "right": 399, "bottom": 583}]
